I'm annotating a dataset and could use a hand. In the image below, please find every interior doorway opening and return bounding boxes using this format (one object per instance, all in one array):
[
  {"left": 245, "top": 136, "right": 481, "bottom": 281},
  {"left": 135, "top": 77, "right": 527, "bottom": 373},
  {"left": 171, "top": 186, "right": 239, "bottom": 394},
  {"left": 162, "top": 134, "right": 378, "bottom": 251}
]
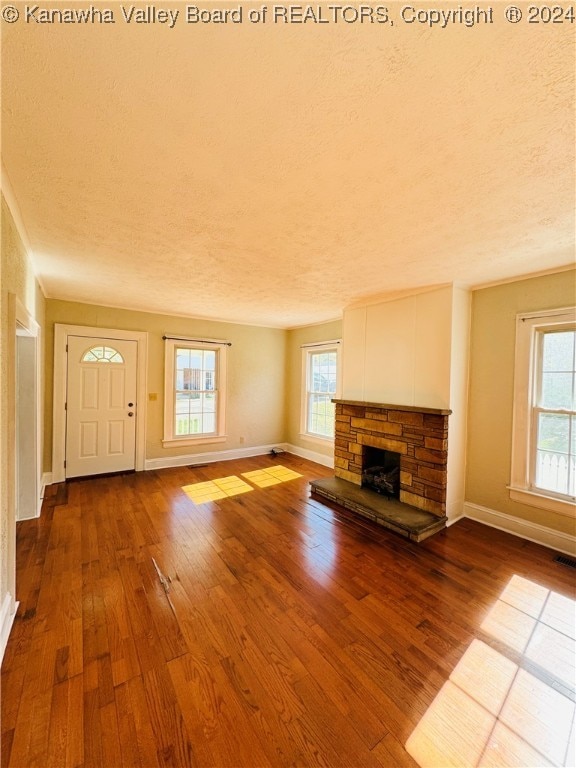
[{"left": 16, "top": 318, "right": 41, "bottom": 520}]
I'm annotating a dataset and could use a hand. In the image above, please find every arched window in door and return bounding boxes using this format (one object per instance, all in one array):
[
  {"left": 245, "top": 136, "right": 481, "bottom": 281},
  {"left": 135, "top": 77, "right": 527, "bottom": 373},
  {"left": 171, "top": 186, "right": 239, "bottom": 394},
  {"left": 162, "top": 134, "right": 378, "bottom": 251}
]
[{"left": 81, "top": 345, "right": 124, "bottom": 363}]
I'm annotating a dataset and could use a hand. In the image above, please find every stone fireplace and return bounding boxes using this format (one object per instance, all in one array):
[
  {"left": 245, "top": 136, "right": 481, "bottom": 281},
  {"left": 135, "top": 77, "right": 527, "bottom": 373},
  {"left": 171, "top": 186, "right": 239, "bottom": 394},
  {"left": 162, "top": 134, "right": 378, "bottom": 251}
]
[
  {"left": 310, "top": 399, "right": 452, "bottom": 542},
  {"left": 333, "top": 399, "right": 451, "bottom": 516}
]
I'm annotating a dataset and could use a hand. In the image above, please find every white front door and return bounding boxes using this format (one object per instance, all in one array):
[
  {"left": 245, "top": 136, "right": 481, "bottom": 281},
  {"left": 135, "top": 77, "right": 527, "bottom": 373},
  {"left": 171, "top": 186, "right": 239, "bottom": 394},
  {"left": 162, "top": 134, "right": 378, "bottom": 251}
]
[{"left": 65, "top": 335, "right": 138, "bottom": 478}]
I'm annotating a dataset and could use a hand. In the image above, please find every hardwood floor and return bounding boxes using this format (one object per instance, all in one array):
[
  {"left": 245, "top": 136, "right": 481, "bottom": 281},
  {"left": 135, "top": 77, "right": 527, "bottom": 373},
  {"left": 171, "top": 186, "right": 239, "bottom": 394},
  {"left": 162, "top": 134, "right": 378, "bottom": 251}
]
[{"left": 2, "top": 454, "right": 575, "bottom": 767}]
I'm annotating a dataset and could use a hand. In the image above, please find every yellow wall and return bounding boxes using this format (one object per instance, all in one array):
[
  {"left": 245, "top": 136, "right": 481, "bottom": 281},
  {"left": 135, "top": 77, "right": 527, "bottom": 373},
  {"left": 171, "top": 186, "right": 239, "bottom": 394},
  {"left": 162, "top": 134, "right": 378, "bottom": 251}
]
[
  {"left": 285, "top": 320, "right": 342, "bottom": 461},
  {"left": 44, "top": 300, "right": 287, "bottom": 470},
  {"left": 1, "top": 195, "right": 45, "bottom": 627},
  {"left": 466, "top": 270, "right": 576, "bottom": 535}
]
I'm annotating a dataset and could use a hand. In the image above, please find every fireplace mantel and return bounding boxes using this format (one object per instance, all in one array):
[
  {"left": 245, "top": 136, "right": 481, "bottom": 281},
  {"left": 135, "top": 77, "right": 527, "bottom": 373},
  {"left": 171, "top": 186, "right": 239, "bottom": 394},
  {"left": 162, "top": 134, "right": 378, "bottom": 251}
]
[{"left": 332, "top": 399, "right": 452, "bottom": 416}]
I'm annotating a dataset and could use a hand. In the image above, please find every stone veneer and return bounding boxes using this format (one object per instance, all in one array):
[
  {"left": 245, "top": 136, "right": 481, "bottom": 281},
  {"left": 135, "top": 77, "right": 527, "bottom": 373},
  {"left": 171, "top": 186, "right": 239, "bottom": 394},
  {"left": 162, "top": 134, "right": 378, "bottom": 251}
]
[{"left": 333, "top": 399, "right": 451, "bottom": 517}]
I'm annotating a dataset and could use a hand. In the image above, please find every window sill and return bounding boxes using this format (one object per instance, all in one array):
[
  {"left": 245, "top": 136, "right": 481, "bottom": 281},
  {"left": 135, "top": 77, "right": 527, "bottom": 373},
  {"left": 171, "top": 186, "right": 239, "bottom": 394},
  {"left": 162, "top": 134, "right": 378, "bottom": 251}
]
[
  {"left": 299, "top": 432, "right": 334, "bottom": 445},
  {"left": 508, "top": 486, "right": 576, "bottom": 517},
  {"left": 163, "top": 435, "right": 227, "bottom": 448}
]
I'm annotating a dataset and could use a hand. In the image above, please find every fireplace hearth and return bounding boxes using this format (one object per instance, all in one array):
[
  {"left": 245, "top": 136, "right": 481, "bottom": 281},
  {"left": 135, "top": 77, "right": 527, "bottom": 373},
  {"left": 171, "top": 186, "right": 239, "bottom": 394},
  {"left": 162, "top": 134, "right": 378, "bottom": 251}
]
[{"left": 310, "top": 399, "right": 452, "bottom": 543}]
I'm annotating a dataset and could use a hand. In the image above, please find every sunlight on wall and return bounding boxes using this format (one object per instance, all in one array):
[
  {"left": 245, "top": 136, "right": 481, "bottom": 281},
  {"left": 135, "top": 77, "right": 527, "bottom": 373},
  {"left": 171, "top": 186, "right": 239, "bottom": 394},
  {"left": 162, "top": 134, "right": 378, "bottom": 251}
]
[{"left": 406, "top": 575, "right": 575, "bottom": 767}]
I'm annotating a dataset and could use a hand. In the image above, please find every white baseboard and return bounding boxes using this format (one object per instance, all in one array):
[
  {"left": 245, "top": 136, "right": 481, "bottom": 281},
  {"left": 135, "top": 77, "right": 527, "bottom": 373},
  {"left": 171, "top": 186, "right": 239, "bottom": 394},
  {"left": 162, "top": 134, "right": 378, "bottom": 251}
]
[
  {"left": 284, "top": 443, "right": 334, "bottom": 468},
  {"left": 463, "top": 501, "right": 576, "bottom": 556},
  {"left": 32, "top": 472, "right": 53, "bottom": 516},
  {"left": 145, "top": 443, "right": 288, "bottom": 471},
  {"left": 0, "top": 593, "right": 18, "bottom": 663},
  {"left": 446, "top": 512, "right": 465, "bottom": 527},
  {"left": 45, "top": 447, "right": 332, "bottom": 480},
  {"left": 18, "top": 509, "right": 41, "bottom": 521}
]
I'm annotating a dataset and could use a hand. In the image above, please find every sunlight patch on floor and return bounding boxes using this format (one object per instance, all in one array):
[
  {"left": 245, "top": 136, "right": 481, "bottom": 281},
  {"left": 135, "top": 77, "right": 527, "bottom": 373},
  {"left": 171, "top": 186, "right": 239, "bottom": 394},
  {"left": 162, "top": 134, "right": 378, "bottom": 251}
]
[
  {"left": 406, "top": 575, "right": 576, "bottom": 767},
  {"left": 182, "top": 465, "right": 302, "bottom": 504},
  {"left": 241, "top": 465, "right": 302, "bottom": 487},
  {"left": 182, "top": 475, "right": 254, "bottom": 504}
]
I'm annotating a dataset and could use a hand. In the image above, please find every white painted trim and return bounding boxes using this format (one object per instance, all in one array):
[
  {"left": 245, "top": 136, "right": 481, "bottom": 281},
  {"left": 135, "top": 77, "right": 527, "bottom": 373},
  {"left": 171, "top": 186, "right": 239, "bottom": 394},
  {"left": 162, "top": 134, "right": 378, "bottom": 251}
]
[
  {"left": 0, "top": 593, "right": 19, "bottom": 664},
  {"left": 52, "top": 324, "right": 148, "bottom": 483},
  {"left": 300, "top": 342, "right": 342, "bottom": 439},
  {"left": 15, "top": 298, "right": 39, "bottom": 335},
  {"left": 284, "top": 443, "right": 334, "bottom": 468},
  {"left": 297, "top": 433, "right": 334, "bottom": 447},
  {"left": 510, "top": 307, "right": 576, "bottom": 515},
  {"left": 463, "top": 501, "right": 576, "bottom": 556},
  {"left": 508, "top": 486, "right": 575, "bottom": 517},
  {"left": 37, "top": 473, "right": 53, "bottom": 516},
  {"left": 345, "top": 282, "right": 452, "bottom": 311},
  {"left": 470, "top": 264, "right": 575, "bottom": 293},
  {"left": 39, "top": 296, "right": 291, "bottom": 330},
  {"left": 163, "top": 338, "right": 227, "bottom": 444},
  {"left": 446, "top": 512, "right": 465, "bottom": 527},
  {"left": 162, "top": 436, "right": 227, "bottom": 448},
  {"left": 300, "top": 339, "right": 341, "bottom": 349},
  {"left": 286, "top": 316, "right": 342, "bottom": 331},
  {"left": 145, "top": 443, "right": 285, "bottom": 471},
  {"left": 146, "top": 442, "right": 335, "bottom": 471},
  {"left": 17, "top": 509, "right": 41, "bottom": 521},
  {"left": 1, "top": 164, "right": 47, "bottom": 292},
  {"left": 5, "top": 295, "right": 17, "bottom": 624},
  {"left": 15, "top": 301, "right": 43, "bottom": 520}
]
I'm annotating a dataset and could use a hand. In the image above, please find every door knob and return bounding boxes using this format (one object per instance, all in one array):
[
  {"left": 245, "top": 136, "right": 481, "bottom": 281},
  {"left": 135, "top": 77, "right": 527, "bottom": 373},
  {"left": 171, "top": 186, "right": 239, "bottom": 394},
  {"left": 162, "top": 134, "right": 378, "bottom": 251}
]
[
  {"left": 128, "top": 411, "right": 134, "bottom": 417},
  {"left": 128, "top": 402, "right": 134, "bottom": 407}
]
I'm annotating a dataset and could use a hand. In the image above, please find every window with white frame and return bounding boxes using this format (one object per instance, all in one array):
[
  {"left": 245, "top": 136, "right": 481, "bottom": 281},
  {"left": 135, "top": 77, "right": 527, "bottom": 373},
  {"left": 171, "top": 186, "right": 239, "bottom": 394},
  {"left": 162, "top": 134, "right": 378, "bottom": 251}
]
[
  {"left": 510, "top": 307, "right": 576, "bottom": 515},
  {"left": 163, "top": 338, "right": 227, "bottom": 445},
  {"left": 301, "top": 342, "right": 341, "bottom": 440}
]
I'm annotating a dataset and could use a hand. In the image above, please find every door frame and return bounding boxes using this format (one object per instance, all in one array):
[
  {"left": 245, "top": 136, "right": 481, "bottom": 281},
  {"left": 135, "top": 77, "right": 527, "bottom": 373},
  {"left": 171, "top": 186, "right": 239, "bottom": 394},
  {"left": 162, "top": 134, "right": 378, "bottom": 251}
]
[
  {"left": 52, "top": 324, "right": 148, "bottom": 483},
  {"left": 16, "top": 300, "right": 42, "bottom": 519}
]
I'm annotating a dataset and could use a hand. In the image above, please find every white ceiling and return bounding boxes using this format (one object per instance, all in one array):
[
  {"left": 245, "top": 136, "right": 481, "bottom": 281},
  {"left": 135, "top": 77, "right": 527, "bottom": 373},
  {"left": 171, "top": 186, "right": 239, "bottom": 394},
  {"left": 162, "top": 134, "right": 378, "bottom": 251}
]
[{"left": 2, "top": 5, "right": 574, "bottom": 328}]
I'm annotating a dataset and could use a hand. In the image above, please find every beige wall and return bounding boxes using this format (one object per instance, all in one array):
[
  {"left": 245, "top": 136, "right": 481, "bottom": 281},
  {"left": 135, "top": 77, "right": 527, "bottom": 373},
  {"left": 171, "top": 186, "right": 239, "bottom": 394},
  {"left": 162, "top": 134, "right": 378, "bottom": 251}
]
[
  {"left": 466, "top": 270, "right": 576, "bottom": 535},
  {"left": 285, "top": 320, "right": 342, "bottom": 461},
  {"left": 44, "top": 300, "right": 287, "bottom": 470},
  {"left": 1, "top": 195, "right": 45, "bottom": 637}
]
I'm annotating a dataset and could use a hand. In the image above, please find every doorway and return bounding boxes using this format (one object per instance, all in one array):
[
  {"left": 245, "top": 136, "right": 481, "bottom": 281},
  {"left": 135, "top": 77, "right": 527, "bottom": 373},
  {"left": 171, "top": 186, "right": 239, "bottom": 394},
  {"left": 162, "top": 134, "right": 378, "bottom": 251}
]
[
  {"left": 16, "top": 326, "right": 40, "bottom": 519},
  {"left": 65, "top": 335, "right": 138, "bottom": 477},
  {"left": 52, "top": 324, "right": 148, "bottom": 483}
]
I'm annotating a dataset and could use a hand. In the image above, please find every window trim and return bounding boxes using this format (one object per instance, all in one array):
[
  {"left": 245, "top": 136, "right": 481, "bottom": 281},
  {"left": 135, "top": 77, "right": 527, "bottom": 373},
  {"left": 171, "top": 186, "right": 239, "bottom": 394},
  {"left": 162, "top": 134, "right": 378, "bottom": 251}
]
[
  {"left": 163, "top": 338, "right": 227, "bottom": 447},
  {"left": 509, "top": 307, "right": 576, "bottom": 516},
  {"left": 81, "top": 344, "right": 124, "bottom": 363},
  {"left": 300, "top": 341, "right": 342, "bottom": 442}
]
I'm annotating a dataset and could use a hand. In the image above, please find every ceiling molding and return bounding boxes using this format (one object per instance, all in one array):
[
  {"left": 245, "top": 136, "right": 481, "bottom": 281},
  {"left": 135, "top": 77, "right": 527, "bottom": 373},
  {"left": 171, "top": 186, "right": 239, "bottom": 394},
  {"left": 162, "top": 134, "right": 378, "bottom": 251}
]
[
  {"left": 43, "top": 296, "right": 294, "bottom": 330},
  {"left": 1, "top": 162, "right": 33, "bottom": 258},
  {"left": 470, "top": 263, "right": 575, "bottom": 293},
  {"left": 345, "top": 283, "right": 454, "bottom": 311},
  {"left": 1, "top": 162, "right": 48, "bottom": 295}
]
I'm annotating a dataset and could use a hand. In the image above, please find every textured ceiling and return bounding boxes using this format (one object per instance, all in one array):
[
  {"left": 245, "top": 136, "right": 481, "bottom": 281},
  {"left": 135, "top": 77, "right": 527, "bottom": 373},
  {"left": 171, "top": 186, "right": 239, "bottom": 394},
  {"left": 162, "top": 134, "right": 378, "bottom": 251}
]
[{"left": 2, "top": 4, "right": 574, "bottom": 327}]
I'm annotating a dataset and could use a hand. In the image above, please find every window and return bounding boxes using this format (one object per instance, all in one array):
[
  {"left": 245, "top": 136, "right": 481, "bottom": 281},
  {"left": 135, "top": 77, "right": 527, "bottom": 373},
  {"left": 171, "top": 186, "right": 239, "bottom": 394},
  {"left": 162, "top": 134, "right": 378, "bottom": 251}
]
[
  {"left": 510, "top": 307, "right": 576, "bottom": 515},
  {"left": 534, "top": 329, "right": 575, "bottom": 496},
  {"left": 301, "top": 342, "right": 341, "bottom": 440},
  {"left": 164, "top": 339, "right": 227, "bottom": 445},
  {"left": 82, "top": 345, "right": 124, "bottom": 363}
]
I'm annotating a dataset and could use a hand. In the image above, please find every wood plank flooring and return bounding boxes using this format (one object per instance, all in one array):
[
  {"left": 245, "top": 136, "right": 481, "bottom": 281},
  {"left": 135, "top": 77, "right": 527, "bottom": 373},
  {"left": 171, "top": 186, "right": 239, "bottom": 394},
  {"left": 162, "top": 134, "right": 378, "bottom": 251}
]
[{"left": 2, "top": 454, "right": 575, "bottom": 767}]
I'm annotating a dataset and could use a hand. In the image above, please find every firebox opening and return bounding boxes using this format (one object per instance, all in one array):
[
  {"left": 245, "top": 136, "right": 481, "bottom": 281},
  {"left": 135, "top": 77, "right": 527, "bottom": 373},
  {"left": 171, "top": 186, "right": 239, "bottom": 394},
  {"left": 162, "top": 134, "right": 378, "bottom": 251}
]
[{"left": 362, "top": 447, "right": 401, "bottom": 498}]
